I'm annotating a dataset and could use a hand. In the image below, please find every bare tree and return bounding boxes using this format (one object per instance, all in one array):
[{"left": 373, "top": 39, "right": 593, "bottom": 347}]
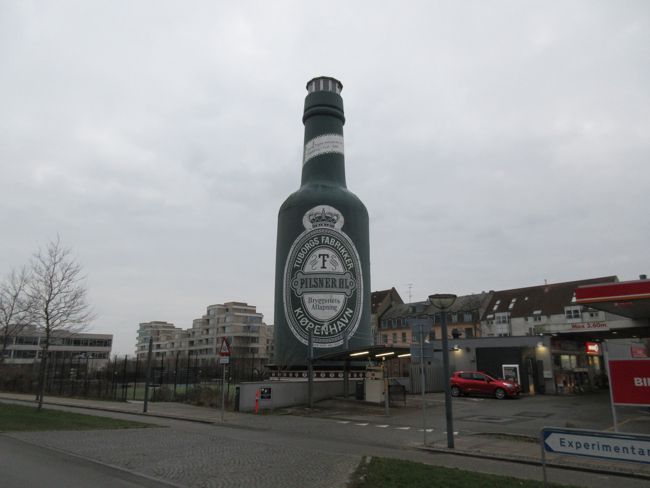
[
  {"left": 28, "top": 237, "right": 94, "bottom": 409},
  {"left": 0, "top": 267, "right": 32, "bottom": 366}
]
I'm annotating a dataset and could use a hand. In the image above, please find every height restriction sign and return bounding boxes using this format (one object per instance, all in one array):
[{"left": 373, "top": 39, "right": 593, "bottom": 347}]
[{"left": 219, "top": 338, "right": 231, "bottom": 357}]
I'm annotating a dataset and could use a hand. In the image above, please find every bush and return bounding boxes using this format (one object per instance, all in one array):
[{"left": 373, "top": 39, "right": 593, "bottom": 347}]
[
  {"left": 151, "top": 385, "right": 173, "bottom": 402},
  {"left": 176, "top": 385, "right": 220, "bottom": 407}
]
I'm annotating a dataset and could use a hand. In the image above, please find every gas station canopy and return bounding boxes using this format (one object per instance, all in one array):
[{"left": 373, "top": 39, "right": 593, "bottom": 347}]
[
  {"left": 314, "top": 344, "right": 411, "bottom": 362},
  {"left": 575, "top": 279, "right": 650, "bottom": 320}
]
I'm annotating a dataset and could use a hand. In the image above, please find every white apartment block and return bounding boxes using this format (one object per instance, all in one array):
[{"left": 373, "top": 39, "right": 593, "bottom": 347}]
[{"left": 135, "top": 302, "right": 274, "bottom": 366}]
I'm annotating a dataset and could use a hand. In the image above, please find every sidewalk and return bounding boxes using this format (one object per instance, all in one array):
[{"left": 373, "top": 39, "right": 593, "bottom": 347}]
[{"left": 2, "top": 392, "right": 649, "bottom": 481}]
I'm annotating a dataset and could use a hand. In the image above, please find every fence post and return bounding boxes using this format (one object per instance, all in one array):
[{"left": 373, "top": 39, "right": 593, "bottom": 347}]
[
  {"left": 133, "top": 354, "right": 139, "bottom": 400},
  {"left": 173, "top": 352, "right": 180, "bottom": 399},
  {"left": 122, "top": 355, "right": 128, "bottom": 401},
  {"left": 143, "top": 337, "right": 153, "bottom": 413}
]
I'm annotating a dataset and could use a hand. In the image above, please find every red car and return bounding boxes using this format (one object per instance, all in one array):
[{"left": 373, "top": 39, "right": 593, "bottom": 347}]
[{"left": 450, "top": 371, "right": 521, "bottom": 399}]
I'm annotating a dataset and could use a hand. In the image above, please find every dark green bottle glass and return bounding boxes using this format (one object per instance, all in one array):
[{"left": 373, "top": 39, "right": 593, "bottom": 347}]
[{"left": 273, "top": 76, "right": 371, "bottom": 368}]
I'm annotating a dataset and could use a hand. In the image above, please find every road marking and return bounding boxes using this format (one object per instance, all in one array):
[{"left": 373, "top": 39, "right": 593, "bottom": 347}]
[
  {"left": 355, "top": 423, "right": 369, "bottom": 426},
  {"left": 375, "top": 424, "right": 389, "bottom": 428},
  {"left": 417, "top": 429, "right": 434, "bottom": 433},
  {"left": 336, "top": 421, "right": 350, "bottom": 424},
  {"left": 394, "top": 426, "right": 411, "bottom": 430}
]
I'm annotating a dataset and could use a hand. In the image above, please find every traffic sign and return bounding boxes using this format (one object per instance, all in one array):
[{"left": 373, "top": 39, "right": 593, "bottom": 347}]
[
  {"left": 408, "top": 318, "right": 434, "bottom": 359},
  {"left": 219, "top": 338, "right": 231, "bottom": 356},
  {"left": 219, "top": 357, "right": 230, "bottom": 364},
  {"left": 542, "top": 427, "right": 650, "bottom": 464}
]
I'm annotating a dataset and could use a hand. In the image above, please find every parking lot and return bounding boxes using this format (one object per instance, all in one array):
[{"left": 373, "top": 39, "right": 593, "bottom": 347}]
[{"left": 301, "top": 389, "right": 650, "bottom": 439}]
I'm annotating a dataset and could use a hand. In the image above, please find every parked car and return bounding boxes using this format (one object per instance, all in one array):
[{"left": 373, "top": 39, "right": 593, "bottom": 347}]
[{"left": 450, "top": 371, "right": 521, "bottom": 399}]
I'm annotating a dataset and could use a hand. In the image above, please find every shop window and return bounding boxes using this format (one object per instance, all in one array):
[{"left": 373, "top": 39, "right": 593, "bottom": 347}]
[{"left": 559, "top": 354, "right": 577, "bottom": 369}]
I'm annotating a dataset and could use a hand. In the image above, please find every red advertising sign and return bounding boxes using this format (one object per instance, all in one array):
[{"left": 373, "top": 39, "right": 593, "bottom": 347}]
[
  {"left": 585, "top": 342, "right": 600, "bottom": 355},
  {"left": 608, "top": 360, "right": 650, "bottom": 406}
]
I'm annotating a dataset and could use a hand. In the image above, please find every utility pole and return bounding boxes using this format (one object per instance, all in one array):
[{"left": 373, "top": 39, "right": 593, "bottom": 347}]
[{"left": 420, "top": 323, "right": 426, "bottom": 445}]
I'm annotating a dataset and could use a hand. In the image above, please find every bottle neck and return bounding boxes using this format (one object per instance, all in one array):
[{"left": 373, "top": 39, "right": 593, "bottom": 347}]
[{"left": 300, "top": 91, "right": 347, "bottom": 187}]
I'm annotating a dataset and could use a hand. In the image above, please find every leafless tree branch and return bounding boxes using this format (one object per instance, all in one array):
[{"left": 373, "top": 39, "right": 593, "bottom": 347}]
[
  {"left": 27, "top": 237, "right": 95, "bottom": 409},
  {"left": 0, "top": 267, "right": 32, "bottom": 366}
]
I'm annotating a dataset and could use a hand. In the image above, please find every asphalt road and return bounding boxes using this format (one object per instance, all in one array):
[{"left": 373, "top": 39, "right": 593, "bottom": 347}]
[{"left": 2, "top": 391, "right": 650, "bottom": 487}]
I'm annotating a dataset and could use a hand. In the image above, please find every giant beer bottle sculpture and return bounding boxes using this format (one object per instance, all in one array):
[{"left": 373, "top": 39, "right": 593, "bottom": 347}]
[{"left": 274, "top": 77, "right": 371, "bottom": 368}]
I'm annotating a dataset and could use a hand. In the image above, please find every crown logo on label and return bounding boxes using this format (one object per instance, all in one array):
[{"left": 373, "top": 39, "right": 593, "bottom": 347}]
[
  {"left": 309, "top": 208, "right": 339, "bottom": 227},
  {"left": 303, "top": 205, "right": 345, "bottom": 230}
]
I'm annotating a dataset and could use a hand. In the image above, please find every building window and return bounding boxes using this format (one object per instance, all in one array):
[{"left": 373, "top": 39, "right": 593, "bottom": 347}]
[
  {"left": 495, "top": 313, "right": 510, "bottom": 324},
  {"left": 15, "top": 336, "right": 39, "bottom": 345},
  {"left": 392, "top": 333, "right": 397, "bottom": 343},
  {"left": 401, "top": 332, "right": 407, "bottom": 343},
  {"left": 564, "top": 306, "right": 582, "bottom": 320},
  {"left": 587, "top": 308, "right": 602, "bottom": 319},
  {"left": 495, "top": 313, "right": 510, "bottom": 336},
  {"left": 464, "top": 327, "right": 474, "bottom": 338},
  {"left": 382, "top": 334, "right": 388, "bottom": 344}
]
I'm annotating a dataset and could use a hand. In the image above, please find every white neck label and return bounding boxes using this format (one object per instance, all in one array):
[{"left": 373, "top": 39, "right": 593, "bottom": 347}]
[{"left": 303, "top": 134, "right": 344, "bottom": 165}]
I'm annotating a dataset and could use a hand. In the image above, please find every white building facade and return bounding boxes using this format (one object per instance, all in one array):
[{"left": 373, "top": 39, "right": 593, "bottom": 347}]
[
  {"left": 2, "top": 329, "right": 113, "bottom": 370},
  {"left": 135, "top": 302, "right": 274, "bottom": 368}
]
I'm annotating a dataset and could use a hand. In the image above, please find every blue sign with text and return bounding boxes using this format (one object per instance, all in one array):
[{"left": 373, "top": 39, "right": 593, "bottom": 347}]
[{"left": 542, "top": 427, "right": 650, "bottom": 464}]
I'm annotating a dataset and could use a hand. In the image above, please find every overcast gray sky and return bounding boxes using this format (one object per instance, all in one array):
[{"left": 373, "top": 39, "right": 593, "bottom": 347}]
[{"left": 1, "top": 1, "right": 648, "bottom": 356}]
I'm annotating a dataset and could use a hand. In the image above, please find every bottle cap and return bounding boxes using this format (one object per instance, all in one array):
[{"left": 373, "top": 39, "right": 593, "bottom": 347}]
[{"left": 306, "top": 77, "right": 343, "bottom": 94}]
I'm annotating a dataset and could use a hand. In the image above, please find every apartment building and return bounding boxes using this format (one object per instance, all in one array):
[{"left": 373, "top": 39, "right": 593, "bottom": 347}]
[
  {"left": 479, "top": 276, "right": 649, "bottom": 393},
  {"left": 135, "top": 302, "right": 274, "bottom": 368},
  {"left": 377, "top": 292, "right": 492, "bottom": 346},
  {"left": 479, "top": 276, "right": 640, "bottom": 338},
  {"left": 371, "top": 288, "right": 403, "bottom": 344},
  {"left": 135, "top": 321, "right": 183, "bottom": 360}
]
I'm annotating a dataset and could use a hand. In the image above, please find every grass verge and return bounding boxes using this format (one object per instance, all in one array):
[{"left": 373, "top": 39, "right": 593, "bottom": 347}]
[
  {"left": 349, "top": 457, "right": 574, "bottom": 488},
  {"left": 0, "top": 403, "right": 155, "bottom": 432}
]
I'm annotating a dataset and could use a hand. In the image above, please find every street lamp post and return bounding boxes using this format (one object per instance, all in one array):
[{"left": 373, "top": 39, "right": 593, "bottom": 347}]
[{"left": 429, "top": 293, "right": 457, "bottom": 449}]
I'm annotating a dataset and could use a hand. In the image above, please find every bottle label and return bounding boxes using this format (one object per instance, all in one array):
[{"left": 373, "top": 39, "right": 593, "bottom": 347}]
[
  {"left": 303, "top": 134, "right": 344, "bottom": 165},
  {"left": 283, "top": 205, "right": 363, "bottom": 348}
]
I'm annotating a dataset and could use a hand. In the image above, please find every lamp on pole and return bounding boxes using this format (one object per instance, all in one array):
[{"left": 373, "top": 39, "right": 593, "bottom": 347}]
[{"left": 429, "top": 293, "right": 457, "bottom": 449}]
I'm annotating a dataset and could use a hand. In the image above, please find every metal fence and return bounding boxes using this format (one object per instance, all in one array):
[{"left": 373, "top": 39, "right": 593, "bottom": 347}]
[{"left": 0, "top": 354, "right": 270, "bottom": 406}]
